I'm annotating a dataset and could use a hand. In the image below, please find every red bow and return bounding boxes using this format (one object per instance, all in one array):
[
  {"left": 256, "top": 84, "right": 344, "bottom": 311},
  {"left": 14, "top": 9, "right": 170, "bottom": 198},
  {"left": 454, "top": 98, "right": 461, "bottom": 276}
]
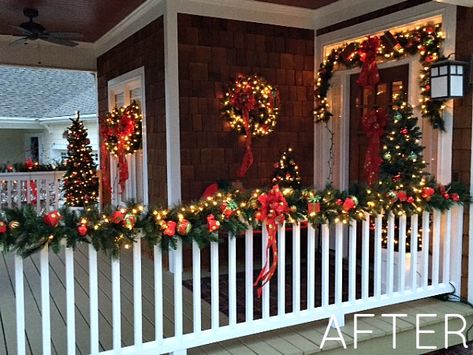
[
  {"left": 362, "top": 108, "right": 388, "bottom": 185},
  {"left": 357, "top": 36, "right": 381, "bottom": 89},
  {"left": 254, "top": 185, "right": 288, "bottom": 297}
]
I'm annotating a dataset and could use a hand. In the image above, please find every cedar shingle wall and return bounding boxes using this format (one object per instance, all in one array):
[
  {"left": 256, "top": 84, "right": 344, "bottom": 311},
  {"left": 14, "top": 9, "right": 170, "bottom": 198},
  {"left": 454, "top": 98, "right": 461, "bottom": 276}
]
[
  {"left": 97, "top": 17, "right": 166, "bottom": 205},
  {"left": 178, "top": 14, "right": 315, "bottom": 201},
  {"left": 453, "top": 6, "right": 472, "bottom": 300}
]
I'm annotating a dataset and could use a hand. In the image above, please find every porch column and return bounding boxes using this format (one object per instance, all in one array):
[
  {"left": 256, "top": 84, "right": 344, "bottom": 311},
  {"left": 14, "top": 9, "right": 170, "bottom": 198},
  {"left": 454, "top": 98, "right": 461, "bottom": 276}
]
[{"left": 164, "top": 0, "right": 182, "bottom": 273}]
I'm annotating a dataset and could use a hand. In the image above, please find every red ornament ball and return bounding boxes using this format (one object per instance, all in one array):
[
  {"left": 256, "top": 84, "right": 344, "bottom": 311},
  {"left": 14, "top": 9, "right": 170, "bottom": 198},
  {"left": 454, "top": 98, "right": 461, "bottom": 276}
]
[
  {"left": 77, "top": 224, "right": 88, "bottom": 237},
  {"left": 111, "top": 211, "right": 125, "bottom": 224},
  {"left": 163, "top": 221, "right": 177, "bottom": 237},
  {"left": 451, "top": 193, "right": 460, "bottom": 202},
  {"left": 407, "top": 196, "right": 415, "bottom": 204},
  {"left": 421, "top": 187, "right": 435, "bottom": 199},
  {"left": 0, "top": 221, "right": 7, "bottom": 234},
  {"left": 397, "top": 191, "right": 408, "bottom": 202},
  {"left": 43, "top": 211, "right": 61, "bottom": 228},
  {"left": 177, "top": 219, "right": 192, "bottom": 236}
]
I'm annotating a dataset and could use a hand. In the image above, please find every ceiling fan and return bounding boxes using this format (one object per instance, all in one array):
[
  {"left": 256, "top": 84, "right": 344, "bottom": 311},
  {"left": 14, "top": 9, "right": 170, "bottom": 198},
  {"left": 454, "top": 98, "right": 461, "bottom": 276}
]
[{"left": 9, "top": 8, "right": 83, "bottom": 47}]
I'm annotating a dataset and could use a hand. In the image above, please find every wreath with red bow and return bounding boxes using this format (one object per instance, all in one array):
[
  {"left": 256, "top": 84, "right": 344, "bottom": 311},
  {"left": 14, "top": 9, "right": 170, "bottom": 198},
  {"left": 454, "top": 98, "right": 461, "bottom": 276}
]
[
  {"left": 100, "top": 101, "right": 143, "bottom": 193},
  {"left": 222, "top": 74, "right": 279, "bottom": 177}
]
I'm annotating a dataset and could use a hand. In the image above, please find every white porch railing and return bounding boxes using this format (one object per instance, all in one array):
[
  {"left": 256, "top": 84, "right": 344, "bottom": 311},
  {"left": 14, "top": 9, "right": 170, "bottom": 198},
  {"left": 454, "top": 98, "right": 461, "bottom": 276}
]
[
  {"left": 0, "top": 171, "right": 64, "bottom": 212},
  {"left": 8, "top": 206, "right": 464, "bottom": 355}
]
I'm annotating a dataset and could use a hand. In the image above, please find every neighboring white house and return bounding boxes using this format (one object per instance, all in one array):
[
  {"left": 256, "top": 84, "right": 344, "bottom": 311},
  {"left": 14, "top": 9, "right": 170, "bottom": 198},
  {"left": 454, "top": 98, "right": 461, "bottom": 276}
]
[{"left": 0, "top": 65, "right": 98, "bottom": 164}]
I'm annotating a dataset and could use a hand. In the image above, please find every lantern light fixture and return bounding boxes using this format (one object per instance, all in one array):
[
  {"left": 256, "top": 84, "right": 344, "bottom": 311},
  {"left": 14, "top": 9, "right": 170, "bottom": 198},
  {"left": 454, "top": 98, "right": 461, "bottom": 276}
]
[{"left": 430, "top": 58, "right": 468, "bottom": 100}]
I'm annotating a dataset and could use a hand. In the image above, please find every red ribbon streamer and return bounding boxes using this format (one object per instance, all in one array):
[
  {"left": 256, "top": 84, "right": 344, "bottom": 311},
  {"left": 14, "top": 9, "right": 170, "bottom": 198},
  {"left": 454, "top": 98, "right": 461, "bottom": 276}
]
[
  {"left": 236, "top": 109, "right": 254, "bottom": 178},
  {"left": 99, "top": 123, "right": 111, "bottom": 196},
  {"left": 254, "top": 185, "right": 288, "bottom": 297},
  {"left": 361, "top": 108, "right": 388, "bottom": 185},
  {"left": 357, "top": 36, "right": 381, "bottom": 89}
]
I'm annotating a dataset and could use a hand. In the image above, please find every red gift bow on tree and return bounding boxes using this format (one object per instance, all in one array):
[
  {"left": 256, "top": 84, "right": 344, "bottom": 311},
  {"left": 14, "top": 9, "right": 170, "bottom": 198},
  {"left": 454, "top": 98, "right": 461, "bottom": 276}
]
[
  {"left": 361, "top": 108, "right": 388, "bottom": 186},
  {"left": 231, "top": 83, "right": 257, "bottom": 178},
  {"left": 357, "top": 36, "right": 381, "bottom": 89},
  {"left": 254, "top": 185, "right": 288, "bottom": 297}
]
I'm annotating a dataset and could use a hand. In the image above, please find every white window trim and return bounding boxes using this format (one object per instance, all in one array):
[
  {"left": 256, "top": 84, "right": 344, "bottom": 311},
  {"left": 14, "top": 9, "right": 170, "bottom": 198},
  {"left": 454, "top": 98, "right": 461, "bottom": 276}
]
[{"left": 107, "top": 66, "right": 149, "bottom": 205}]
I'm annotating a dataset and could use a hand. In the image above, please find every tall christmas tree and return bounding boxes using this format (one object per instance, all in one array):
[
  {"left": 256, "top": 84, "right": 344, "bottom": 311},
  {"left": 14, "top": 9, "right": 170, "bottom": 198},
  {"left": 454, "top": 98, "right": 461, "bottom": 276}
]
[
  {"left": 272, "top": 147, "right": 302, "bottom": 189},
  {"left": 380, "top": 102, "right": 426, "bottom": 190},
  {"left": 63, "top": 113, "right": 99, "bottom": 207}
]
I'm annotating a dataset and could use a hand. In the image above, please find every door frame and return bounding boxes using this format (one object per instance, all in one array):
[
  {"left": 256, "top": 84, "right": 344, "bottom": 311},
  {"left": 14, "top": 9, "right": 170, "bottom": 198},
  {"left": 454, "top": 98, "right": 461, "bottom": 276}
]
[{"left": 314, "top": 4, "right": 457, "bottom": 189}]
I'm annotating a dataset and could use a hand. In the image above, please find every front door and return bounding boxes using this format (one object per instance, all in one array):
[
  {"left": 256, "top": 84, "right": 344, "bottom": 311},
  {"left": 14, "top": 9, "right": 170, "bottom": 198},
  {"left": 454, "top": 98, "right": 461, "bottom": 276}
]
[{"left": 349, "top": 64, "right": 409, "bottom": 185}]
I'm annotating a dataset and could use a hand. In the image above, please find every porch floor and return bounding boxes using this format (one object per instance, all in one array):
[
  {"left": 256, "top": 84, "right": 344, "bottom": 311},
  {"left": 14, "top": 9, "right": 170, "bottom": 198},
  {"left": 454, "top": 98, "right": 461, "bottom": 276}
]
[{"left": 190, "top": 298, "right": 473, "bottom": 354}]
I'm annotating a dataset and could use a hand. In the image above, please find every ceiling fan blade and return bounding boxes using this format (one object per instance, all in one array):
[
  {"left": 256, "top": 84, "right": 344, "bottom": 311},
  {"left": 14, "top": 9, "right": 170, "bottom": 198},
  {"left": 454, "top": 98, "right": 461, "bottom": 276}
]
[
  {"left": 9, "top": 37, "right": 29, "bottom": 47},
  {"left": 48, "top": 32, "right": 84, "bottom": 40},
  {"left": 8, "top": 24, "right": 32, "bottom": 35},
  {"left": 40, "top": 36, "right": 78, "bottom": 47}
]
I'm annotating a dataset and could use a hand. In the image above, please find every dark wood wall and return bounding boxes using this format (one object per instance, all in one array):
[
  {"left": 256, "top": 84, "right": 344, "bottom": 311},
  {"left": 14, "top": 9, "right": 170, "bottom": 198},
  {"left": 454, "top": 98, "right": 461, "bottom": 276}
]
[
  {"left": 178, "top": 14, "right": 315, "bottom": 201},
  {"left": 97, "top": 17, "right": 167, "bottom": 205}
]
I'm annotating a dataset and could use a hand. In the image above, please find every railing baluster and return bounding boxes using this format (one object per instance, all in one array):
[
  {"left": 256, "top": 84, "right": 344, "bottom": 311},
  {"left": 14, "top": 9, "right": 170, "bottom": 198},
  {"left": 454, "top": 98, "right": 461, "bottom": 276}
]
[
  {"left": 335, "top": 222, "right": 343, "bottom": 305},
  {"left": 89, "top": 245, "right": 99, "bottom": 354},
  {"left": 111, "top": 256, "right": 121, "bottom": 349},
  {"left": 65, "top": 248, "right": 76, "bottom": 355},
  {"left": 192, "top": 241, "right": 201, "bottom": 332},
  {"left": 293, "top": 223, "right": 301, "bottom": 312},
  {"left": 228, "top": 234, "right": 237, "bottom": 325},
  {"left": 7, "top": 180, "right": 12, "bottom": 208},
  {"left": 362, "top": 213, "right": 370, "bottom": 300},
  {"left": 262, "top": 225, "right": 270, "bottom": 318},
  {"left": 321, "top": 224, "right": 329, "bottom": 306},
  {"left": 154, "top": 246, "right": 163, "bottom": 342},
  {"left": 40, "top": 246, "right": 51, "bottom": 355},
  {"left": 277, "top": 223, "right": 286, "bottom": 315},
  {"left": 422, "top": 211, "right": 430, "bottom": 289},
  {"left": 307, "top": 223, "right": 316, "bottom": 309},
  {"left": 399, "top": 214, "right": 407, "bottom": 293},
  {"left": 210, "top": 241, "right": 219, "bottom": 329},
  {"left": 174, "top": 240, "right": 184, "bottom": 335},
  {"left": 245, "top": 228, "right": 253, "bottom": 322},
  {"left": 450, "top": 206, "right": 464, "bottom": 297},
  {"left": 443, "top": 210, "right": 452, "bottom": 284},
  {"left": 374, "top": 215, "right": 382, "bottom": 298},
  {"left": 387, "top": 214, "right": 395, "bottom": 295},
  {"left": 133, "top": 237, "right": 143, "bottom": 346},
  {"left": 410, "top": 214, "right": 419, "bottom": 291},
  {"left": 348, "top": 220, "right": 357, "bottom": 302},
  {"left": 432, "top": 210, "right": 441, "bottom": 286},
  {"left": 15, "top": 255, "right": 26, "bottom": 355}
]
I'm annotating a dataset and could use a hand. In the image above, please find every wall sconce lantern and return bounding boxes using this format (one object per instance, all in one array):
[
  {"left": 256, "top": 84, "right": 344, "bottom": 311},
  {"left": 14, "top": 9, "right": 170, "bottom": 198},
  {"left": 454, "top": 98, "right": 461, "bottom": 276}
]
[{"left": 430, "top": 59, "right": 468, "bottom": 100}]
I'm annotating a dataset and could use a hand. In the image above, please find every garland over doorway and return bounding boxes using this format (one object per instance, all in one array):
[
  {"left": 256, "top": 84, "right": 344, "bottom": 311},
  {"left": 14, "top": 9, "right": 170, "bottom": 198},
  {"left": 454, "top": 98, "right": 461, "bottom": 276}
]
[{"left": 314, "top": 23, "right": 446, "bottom": 130}]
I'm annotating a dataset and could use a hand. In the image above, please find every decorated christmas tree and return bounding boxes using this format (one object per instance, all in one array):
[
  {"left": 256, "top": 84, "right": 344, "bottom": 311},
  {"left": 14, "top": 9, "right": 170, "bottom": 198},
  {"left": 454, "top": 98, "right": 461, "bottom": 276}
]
[
  {"left": 63, "top": 113, "right": 99, "bottom": 207},
  {"left": 379, "top": 101, "right": 426, "bottom": 188},
  {"left": 272, "top": 147, "right": 302, "bottom": 189}
]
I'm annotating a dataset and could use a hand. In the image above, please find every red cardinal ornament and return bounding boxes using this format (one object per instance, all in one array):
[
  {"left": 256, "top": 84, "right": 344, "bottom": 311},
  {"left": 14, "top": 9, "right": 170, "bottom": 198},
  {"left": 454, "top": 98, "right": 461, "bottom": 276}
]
[
  {"left": 77, "top": 224, "right": 88, "bottom": 237},
  {"left": 207, "top": 214, "right": 220, "bottom": 233},
  {"left": 163, "top": 221, "right": 177, "bottom": 237},
  {"left": 397, "top": 191, "right": 408, "bottom": 202},
  {"left": 342, "top": 197, "right": 357, "bottom": 212},
  {"left": 0, "top": 221, "right": 7, "bottom": 234},
  {"left": 43, "top": 211, "right": 61, "bottom": 228},
  {"left": 421, "top": 187, "right": 435, "bottom": 199},
  {"left": 111, "top": 211, "right": 125, "bottom": 224},
  {"left": 177, "top": 219, "right": 192, "bottom": 236}
]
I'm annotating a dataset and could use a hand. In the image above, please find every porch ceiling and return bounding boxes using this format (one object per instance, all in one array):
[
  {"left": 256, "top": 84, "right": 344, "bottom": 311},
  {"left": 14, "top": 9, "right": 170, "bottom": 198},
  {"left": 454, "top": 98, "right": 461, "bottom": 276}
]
[
  {"left": 0, "top": 0, "right": 146, "bottom": 42},
  {"left": 256, "top": 0, "right": 339, "bottom": 9}
]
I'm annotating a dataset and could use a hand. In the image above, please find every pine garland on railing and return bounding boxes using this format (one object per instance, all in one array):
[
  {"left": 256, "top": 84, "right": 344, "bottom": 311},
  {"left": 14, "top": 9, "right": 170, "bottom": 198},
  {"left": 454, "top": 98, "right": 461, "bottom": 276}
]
[{"left": 0, "top": 181, "right": 468, "bottom": 258}]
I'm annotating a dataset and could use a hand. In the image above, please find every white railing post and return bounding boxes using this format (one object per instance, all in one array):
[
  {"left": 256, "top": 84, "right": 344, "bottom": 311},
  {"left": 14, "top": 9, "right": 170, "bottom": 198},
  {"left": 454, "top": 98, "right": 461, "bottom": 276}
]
[
  {"left": 111, "top": 256, "right": 121, "bottom": 350},
  {"left": 228, "top": 234, "right": 237, "bottom": 326},
  {"left": 450, "top": 205, "right": 463, "bottom": 297},
  {"left": 154, "top": 245, "right": 163, "bottom": 342},
  {"left": 65, "top": 248, "right": 76, "bottom": 355},
  {"left": 277, "top": 223, "right": 286, "bottom": 315},
  {"left": 210, "top": 240, "right": 219, "bottom": 329},
  {"left": 262, "top": 225, "right": 270, "bottom": 318},
  {"left": 374, "top": 215, "right": 382, "bottom": 298},
  {"left": 15, "top": 255, "right": 26, "bottom": 355},
  {"left": 348, "top": 220, "right": 357, "bottom": 303},
  {"left": 399, "top": 214, "right": 407, "bottom": 293},
  {"left": 307, "top": 223, "right": 316, "bottom": 309},
  {"left": 245, "top": 228, "right": 254, "bottom": 321},
  {"left": 133, "top": 236, "right": 143, "bottom": 347},
  {"left": 362, "top": 213, "right": 370, "bottom": 300},
  {"left": 192, "top": 241, "right": 202, "bottom": 333},
  {"left": 293, "top": 223, "right": 301, "bottom": 313},
  {"left": 321, "top": 224, "right": 329, "bottom": 306},
  {"left": 40, "top": 246, "right": 51, "bottom": 355},
  {"left": 410, "top": 214, "right": 419, "bottom": 291},
  {"left": 89, "top": 245, "right": 99, "bottom": 354}
]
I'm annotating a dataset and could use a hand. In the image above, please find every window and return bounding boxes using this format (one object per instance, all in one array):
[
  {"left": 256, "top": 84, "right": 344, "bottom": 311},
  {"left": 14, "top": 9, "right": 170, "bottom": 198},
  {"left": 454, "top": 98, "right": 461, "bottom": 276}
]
[{"left": 107, "top": 67, "right": 147, "bottom": 205}]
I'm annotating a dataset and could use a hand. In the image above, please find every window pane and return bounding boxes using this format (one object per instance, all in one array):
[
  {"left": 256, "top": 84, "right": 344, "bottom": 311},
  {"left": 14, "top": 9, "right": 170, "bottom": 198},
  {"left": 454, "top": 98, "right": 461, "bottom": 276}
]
[
  {"left": 130, "top": 87, "right": 142, "bottom": 106},
  {"left": 114, "top": 92, "right": 125, "bottom": 107}
]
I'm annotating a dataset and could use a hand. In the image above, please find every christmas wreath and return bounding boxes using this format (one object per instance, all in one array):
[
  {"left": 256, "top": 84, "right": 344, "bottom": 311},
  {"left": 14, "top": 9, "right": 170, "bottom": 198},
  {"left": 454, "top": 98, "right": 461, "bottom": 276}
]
[
  {"left": 100, "top": 101, "right": 143, "bottom": 193},
  {"left": 222, "top": 74, "right": 279, "bottom": 177}
]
